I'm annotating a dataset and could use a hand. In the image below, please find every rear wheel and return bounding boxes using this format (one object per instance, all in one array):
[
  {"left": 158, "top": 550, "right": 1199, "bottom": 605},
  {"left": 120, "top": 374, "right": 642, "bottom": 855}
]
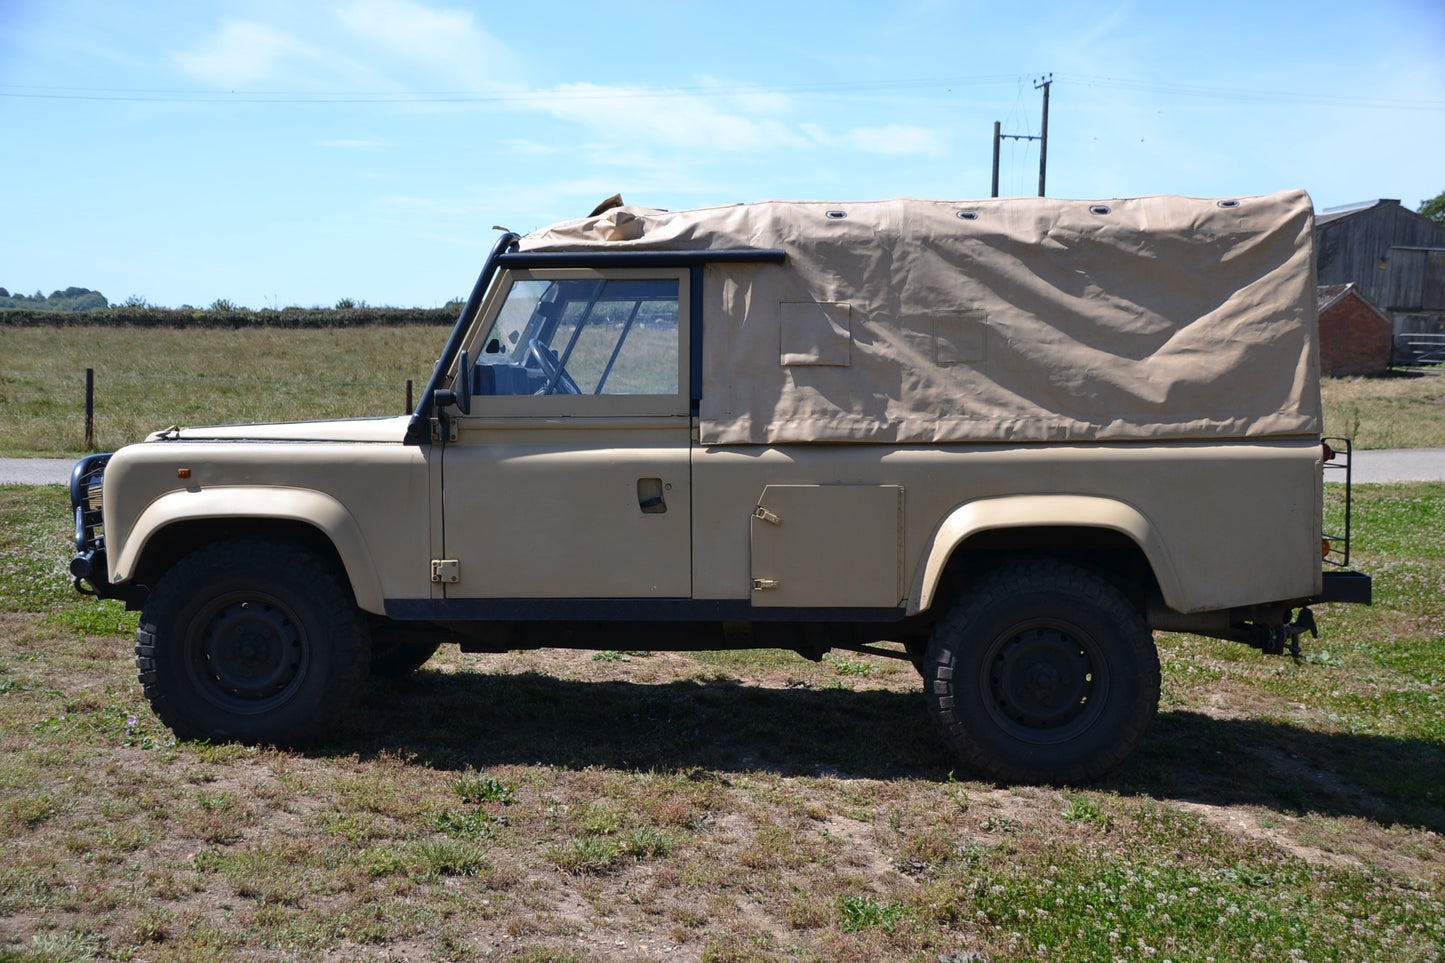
[
  {"left": 135, "top": 537, "right": 370, "bottom": 747},
  {"left": 924, "top": 560, "right": 1159, "bottom": 784}
]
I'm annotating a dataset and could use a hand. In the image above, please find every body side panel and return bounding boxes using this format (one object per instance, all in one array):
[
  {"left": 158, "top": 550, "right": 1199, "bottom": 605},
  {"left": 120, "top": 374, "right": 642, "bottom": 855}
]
[
  {"left": 690, "top": 439, "right": 1322, "bottom": 614},
  {"left": 102, "top": 441, "right": 432, "bottom": 613}
]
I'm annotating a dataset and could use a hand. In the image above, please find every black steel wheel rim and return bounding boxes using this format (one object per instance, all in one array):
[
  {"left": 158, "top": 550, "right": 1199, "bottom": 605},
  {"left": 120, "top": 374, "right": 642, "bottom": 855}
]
[
  {"left": 979, "top": 619, "right": 1107, "bottom": 745},
  {"left": 187, "top": 592, "right": 310, "bottom": 714}
]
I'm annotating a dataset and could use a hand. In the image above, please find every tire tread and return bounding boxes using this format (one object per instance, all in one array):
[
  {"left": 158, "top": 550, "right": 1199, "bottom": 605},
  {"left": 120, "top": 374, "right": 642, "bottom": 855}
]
[{"left": 924, "top": 559, "right": 1160, "bottom": 784}]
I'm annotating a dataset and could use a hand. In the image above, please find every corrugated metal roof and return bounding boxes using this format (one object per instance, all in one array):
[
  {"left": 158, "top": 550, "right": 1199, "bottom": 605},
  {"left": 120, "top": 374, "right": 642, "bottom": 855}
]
[{"left": 1316, "top": 199, "right": 1397, "bottom": 226}]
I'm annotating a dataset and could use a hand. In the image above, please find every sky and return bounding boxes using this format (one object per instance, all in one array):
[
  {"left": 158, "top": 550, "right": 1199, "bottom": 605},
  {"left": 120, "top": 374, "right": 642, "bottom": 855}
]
[{"left": 2, "top": 0, "right": 1443, "bottom": 309}]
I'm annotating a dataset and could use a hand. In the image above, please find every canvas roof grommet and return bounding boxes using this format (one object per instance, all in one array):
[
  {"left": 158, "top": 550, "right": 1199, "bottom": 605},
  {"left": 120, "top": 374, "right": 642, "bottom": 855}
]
[{"left": 1090, "top": 205, "right": 1112, "bottom": 215}]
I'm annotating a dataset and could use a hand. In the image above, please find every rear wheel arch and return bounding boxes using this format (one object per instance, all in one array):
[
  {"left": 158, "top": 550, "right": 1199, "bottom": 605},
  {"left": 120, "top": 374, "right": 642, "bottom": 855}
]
[{"left": 910, "top": 496, "right": 1179, "bottom": 617}]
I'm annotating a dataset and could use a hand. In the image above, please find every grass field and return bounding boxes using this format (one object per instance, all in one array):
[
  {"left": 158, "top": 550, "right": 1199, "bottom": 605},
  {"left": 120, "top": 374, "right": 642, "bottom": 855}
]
[
  {"left": 3, "top": 325, "right": 1443, "bottom": 455},
  {"left": 0, "top": 478, "right": 1441, "bottom": 961},
  {"left": 0, "top": 326, "right": 442, "bottom": 456},
  {"left": 1322, "top": 369, "right": 1445, "bottom": 449}
]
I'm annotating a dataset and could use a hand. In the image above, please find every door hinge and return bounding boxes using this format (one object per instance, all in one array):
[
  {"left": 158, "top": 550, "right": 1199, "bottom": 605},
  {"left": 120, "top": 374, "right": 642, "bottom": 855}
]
[
  {"left": 431, "top": 559, "right": 460, "bottom": 583},
  {"left": 752, "top": 577, "right": 781, "bottom": 591},
  {"left": 753, "top": 506, "right": 781, "bottom": 525},
  {"left": 431, "top": 417, "right": 458, "bottom": 443}
]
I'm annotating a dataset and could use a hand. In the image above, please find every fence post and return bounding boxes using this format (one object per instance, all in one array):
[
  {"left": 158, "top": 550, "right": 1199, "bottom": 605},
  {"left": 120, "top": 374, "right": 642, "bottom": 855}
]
[
  {"left": 84, "top": 368, "right": 94, "bottom": 451},
  {"left": 405, "top": 379, "right": 414, "bottom": 415}
]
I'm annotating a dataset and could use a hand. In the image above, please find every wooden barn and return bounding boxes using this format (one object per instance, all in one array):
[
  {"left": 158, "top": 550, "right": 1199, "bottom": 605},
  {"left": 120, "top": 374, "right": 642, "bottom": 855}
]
[
  {"left": 1317, "top": 283, "right": 1392, "bottom": 377},
  {"left": 1316, "top": 199, "right": 1445, "bottom": 364}
]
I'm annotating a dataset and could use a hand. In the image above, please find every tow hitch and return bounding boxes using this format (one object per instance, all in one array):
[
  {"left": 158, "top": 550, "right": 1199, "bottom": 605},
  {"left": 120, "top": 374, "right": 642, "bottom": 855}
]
[{"left": 1248, "top": 607, "right": 1318, "bottom": 659}]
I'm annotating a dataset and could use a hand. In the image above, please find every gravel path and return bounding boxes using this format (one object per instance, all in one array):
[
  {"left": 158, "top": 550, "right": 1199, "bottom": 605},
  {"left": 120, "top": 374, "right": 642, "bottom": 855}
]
[
  {"left": 0, "top": 458, "right": 77, "bottom": 486},
  {"left": 1347, "top": 447, "right": 1445, "bottom": 483}
]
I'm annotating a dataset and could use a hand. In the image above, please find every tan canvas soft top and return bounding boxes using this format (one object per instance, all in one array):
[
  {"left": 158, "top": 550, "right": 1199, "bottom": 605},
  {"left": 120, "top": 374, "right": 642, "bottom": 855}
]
[{"left": 521, "top": 191, "right": 1320, "bottom": 445}]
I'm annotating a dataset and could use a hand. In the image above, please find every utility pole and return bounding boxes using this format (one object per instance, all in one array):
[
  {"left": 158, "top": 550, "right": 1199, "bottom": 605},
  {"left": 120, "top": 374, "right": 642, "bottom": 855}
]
[
  {"left": 1035, "top": 74, "right": 1051, "bottom": 197},
  {"left": 991, "top": 121, "right": 1001, "bottom": 198},
  {"left": 990, "top": 73, "right": 1052, "bottom": 198}
]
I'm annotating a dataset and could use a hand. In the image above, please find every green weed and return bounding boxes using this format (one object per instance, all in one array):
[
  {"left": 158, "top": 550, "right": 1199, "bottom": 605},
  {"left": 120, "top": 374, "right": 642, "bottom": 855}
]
[
  {"left": 432, "top": 806, "right": 503, "bottom": 839},
  {"left": 835, "top": 894, "right": 911, "bottom": 932},
  {"left": 543, "top": 836, "right": 621, "bottom": 875},
  {"left": 823, "top": 654, "right": 875, "bottom": 677},
  {"left": 453, "top": 770, "right": 516, "bottom": 805},
  {"left": 1060, "top": 792, "right": 1110, "bottom": 826}
]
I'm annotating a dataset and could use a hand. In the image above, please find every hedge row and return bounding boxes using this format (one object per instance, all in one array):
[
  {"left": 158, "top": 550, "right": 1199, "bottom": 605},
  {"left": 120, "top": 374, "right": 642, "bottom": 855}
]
[{"left": 0, "top": 306, "right": 460, "bottom": 328}]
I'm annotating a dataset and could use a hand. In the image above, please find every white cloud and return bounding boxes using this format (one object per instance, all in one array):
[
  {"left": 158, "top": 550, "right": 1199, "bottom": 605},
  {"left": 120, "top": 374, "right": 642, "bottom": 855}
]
[
  {"left": 318, "top": 139, "right": 388, "bottom": 150},
  {"left": 173, "top": 21, "right": 302, "bottom": 86},
  {"left": 173, "top": 19, "right": 383, "bottom": 88},
  {"left": 173, "top": 3, "right": 518, "bottom": 91},
  {"left": 502, "top": 139, "right": 559, "bottom": 156},
  {"left": 847, "top": 124, "right": 945, "bottom": 157},
  {"left": 335, "top": 0, "right": 519, "bottom": 86},
  {"left": 536, "top": 83, "right": 808, "bottom": 153}
]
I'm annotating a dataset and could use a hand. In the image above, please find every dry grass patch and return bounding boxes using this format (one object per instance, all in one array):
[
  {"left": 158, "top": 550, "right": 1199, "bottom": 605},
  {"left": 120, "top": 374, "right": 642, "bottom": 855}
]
[
  {"left": 1322, "top": 365, "right": 1445, "bottom": 448},
  {"left": 2, "top": 482, "right": 1444, "bottom": 960}
]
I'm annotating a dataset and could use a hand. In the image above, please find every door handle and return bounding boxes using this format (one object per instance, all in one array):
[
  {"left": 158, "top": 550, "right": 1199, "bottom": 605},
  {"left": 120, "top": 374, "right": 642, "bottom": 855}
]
[{"left": 637, "top": 477, "right": 667, "bottom": 514}]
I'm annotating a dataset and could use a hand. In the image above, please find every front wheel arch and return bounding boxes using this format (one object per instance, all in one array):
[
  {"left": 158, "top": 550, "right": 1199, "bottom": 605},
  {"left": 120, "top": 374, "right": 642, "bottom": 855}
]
[{"left": 112, "top": 488, "right": 386, "bottom": 614}]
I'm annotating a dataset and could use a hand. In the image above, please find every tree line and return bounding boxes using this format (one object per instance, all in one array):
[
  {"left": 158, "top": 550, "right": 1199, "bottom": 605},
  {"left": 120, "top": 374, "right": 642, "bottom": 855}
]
[{"left": 0, "top": 287, "right": 109, "bottom": 312}]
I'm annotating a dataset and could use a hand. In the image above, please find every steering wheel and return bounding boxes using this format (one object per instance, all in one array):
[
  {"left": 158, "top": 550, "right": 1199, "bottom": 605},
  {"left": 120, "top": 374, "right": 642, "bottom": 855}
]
[{"left": 526, "top": 338, "right": 581, "bottom": 395}]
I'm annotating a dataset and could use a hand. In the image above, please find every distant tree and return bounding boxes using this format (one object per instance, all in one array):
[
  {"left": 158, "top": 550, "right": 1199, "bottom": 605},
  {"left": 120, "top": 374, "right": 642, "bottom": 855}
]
[
  {"left": 65, "top": 290, "right": 108, "bottom": 311},
  {"left": 0, "top": 285, "right": 107, "bottom": 311},
  {"left": 1419, "top": 191, "right": 1445, "bottom": 225},
  {"left": 209, "top": 298, "right": 241, "bottom": 312}
]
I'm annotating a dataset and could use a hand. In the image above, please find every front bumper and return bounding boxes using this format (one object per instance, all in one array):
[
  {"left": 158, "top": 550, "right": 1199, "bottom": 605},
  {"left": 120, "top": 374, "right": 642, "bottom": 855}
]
[{"left": 69, "top": 452, "right": 112, "bottom": 594}]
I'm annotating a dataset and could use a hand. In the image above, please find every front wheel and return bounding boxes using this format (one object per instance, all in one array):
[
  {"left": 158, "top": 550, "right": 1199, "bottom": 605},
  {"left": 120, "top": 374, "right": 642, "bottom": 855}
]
[
  {"left": 923, "top": 560, "right": 1159, "bottom": 784},
  {"left": 135, "top": 537, "right": 371, "bottom": 747}
]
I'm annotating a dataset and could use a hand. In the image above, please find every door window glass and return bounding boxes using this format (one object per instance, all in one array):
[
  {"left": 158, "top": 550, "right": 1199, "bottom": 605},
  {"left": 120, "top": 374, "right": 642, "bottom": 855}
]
[{"left": 475, "top": 277, "right": 679, "bottom": 396}]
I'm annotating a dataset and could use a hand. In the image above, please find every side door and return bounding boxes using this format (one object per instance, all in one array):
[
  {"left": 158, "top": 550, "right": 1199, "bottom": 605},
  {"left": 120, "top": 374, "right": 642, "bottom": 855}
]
[{"left": 439, "top": 267, "right": 693, "bottom": 599}]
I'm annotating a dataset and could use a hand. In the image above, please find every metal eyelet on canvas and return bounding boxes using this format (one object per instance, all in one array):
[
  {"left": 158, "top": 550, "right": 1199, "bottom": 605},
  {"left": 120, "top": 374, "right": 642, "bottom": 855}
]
[
  {"left": 825, "top": 210, "right": 847, "bottom": 219},
  {"left": 1217, "top": 199, "right": 1241, "bottom": 209},
  {"left": 956, "top": 210, "right": 979, "bottom": 220},
  {"left": 1089, "top": 205, "right": 1111, "bottom": 215}
]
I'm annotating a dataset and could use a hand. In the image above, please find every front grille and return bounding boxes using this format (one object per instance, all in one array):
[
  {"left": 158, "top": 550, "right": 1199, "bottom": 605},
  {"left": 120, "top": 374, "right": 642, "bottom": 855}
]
[{"left": 70, "top": 453, "right": 112, "bottom": 553}]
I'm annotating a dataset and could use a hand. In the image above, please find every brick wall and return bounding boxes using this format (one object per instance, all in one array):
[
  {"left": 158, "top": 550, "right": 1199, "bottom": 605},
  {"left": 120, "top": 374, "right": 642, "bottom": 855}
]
[{"left": 1320, "top": 293, "right": 1392, "bottom": 377}]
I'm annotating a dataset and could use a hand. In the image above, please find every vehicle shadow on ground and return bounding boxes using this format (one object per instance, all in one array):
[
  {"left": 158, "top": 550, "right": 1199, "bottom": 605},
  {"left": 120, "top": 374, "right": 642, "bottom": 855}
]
[{"left": 329, "top": 668, "right": 1445, "bottom": 834}]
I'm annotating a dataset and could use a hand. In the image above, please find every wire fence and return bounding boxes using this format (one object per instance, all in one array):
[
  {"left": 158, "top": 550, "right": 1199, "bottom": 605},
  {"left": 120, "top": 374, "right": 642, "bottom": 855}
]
[
  {"left": 1, "top": 367, "right": 418, "bottom": 453},
  {"left": 0, "top": 368, "right": 408, "bottom": 389}
]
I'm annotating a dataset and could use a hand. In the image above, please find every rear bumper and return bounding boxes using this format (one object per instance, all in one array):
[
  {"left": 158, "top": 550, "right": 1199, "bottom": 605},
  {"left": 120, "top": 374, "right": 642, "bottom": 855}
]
[{"left": 1316, "top": 570, "right": 1372, "bottom": 605}]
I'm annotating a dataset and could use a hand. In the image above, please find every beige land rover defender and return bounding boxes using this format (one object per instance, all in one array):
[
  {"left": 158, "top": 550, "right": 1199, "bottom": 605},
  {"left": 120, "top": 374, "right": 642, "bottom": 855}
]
[{"left": 69, "top": 190, "right": 1371, "bottom": 783}]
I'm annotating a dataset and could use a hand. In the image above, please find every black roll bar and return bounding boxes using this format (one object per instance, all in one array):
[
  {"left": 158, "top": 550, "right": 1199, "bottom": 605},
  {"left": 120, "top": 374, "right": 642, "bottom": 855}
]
[{"left": 404, "top": 232, "right": 521, "bottom": 445}]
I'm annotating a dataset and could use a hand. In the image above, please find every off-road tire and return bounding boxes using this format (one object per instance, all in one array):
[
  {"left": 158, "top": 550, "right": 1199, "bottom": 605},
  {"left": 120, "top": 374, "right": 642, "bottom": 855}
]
[
  {"left": 135, "top": 537, "right": 371, "bottom": 747},
  {"left": 924, "top": 559, "right": 1159, "bottom": 784}
]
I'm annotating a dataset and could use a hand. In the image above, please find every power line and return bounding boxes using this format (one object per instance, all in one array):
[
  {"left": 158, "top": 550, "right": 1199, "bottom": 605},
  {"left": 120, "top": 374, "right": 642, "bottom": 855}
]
[
  {"left": 1055, "top": 72, "right": 1445, "bottom": 111},
  {"left": 3, "top": 73, "right": 1438, "bottom": 111},
  {"left": 0, "top": 75, "right": 1020, "bottom": 105}
]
